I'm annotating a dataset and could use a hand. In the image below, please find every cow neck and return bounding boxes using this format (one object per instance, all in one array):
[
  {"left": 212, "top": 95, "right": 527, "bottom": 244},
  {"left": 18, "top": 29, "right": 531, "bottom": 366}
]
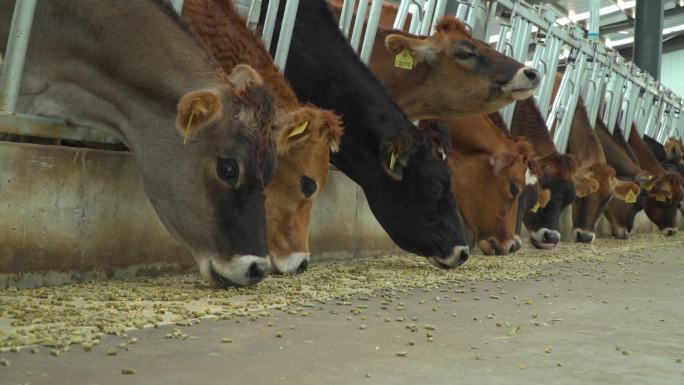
[
  {"left": 610, "top": 124, "right": 641, "bottom": 165},
  {"left": 628, "top": 127, "right": 668, "bottom": 175},
  {"left": 445, "top": 116, "right": 510, "bottom": 156},
  {"left": 511, "top": 98, "right": 558, "bottom": 158},
  {"left": 266, "top": 0, "right": 416, "bottom": 185},
  {"left": 183, "top": 0, "right": 300, "bottom": 111},
  {"left": 1, "top": 0, "right": 219, "bottom": 153},
  {"left": 566, "top": 99, "right": 607, "bottom": 167},
  {"left": 643, "top": 135, "right": 668, "bottom": 162},
  {"left": 596, "top": 121, "right": 642, "bottom": 178}
]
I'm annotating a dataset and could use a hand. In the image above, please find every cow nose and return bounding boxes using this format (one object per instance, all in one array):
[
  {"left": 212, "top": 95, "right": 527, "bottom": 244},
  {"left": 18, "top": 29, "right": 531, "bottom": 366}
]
[
  {"left": 574, "top": 230, "right": 595, "bottom": 243},
  {"left": 542, "top": 230, "right": 560, "bottom": 244},
  {"left": 523, "top": 68, "right": 539, "bottom": 84},
  {"left": 248, "top": 262, "right": 269, "bottom": 282},
  {"left": 510, "top": 236, "right": 522, "bottom": 253},
  {"left": 297, "top": 259, "right": 309, "bottom": 274},
  {"left": 662, "top": 227, "right": 678, "bottom": 236}
]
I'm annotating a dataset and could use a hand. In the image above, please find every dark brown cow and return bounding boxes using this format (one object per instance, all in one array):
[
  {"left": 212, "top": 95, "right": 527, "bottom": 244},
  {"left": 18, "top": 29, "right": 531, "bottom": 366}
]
[
  {"left": 510, "top": 97, "right": 583, "bottom": 249},
  {"left": 434, "top": 117, "right": 534, "bottom": 255},
  {"left": 183, "top": 0, "right": 344, "bottom": 275},
  {"left": 627, "top": 127, "right": 684, "bottom": 235},
  {"left": 566, "top": 99, "right": 640, "bottom": 243}
]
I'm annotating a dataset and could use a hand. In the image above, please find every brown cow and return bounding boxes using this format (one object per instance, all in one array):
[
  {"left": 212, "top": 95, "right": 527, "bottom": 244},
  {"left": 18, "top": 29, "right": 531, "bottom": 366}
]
[
  {"left": 627, "top": 126, "right": 684, "bottom": 235},
  {"left": 183, "top": 0, "right": 344, "bottom": 274},
  {"left": 511, "top": 97, "right": 585, "bottom": 249},
  {"left": 566, "top": 99, "right": 640, "bottom": 243},
  {"left": 435, "top": 117, "right": 534, "bottom": 255},
  {"left": 328, "top": 4, "right": 540, "bottom": 120}
]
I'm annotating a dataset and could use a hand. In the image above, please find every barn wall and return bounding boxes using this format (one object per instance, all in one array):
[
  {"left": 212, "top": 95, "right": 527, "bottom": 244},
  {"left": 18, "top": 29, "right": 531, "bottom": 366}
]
[
  {"left": 661, "top": 49, "right": 684, "bottom": 98},
  {"left": 0, "top": 141, "right": 398, "bottom": 288}
]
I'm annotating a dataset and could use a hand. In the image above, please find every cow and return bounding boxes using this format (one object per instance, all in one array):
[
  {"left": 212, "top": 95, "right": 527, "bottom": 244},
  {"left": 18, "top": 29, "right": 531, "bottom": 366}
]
[
  {"left": 259, "top": 0, "right": 470, "bottom": 268},
  {"left": 429, "top": 117, "right": 534, "bottom": 255},
  {"left": 626, "top": 127, "right": 684, "bottom": 235},
  {"left": 566, "top": 99, "right": 640, "bottom": 243},
  {"left": 510, "top": 97, "right": 580, "bottom": 249},
  {"left": 328, "top": 4, "right": 540, "bottom": 121},
  {"left": 0, "top": 0, "right": 280, "bottom": 287},
  {"left": 645, "top": 136, "right": 684, "bottom": 218},
  {"left": 181, "top": 0, "right": 344, "bottom": 275}
]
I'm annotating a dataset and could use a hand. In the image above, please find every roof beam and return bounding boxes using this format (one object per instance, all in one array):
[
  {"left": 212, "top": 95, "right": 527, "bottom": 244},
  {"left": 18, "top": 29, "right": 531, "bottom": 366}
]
[{"left": 601, "top": 4, "right": 684, "bottom": 35}]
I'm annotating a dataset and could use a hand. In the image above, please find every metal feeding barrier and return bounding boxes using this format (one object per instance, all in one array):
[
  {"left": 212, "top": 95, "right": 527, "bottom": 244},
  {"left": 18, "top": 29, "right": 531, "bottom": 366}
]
[{"left": 1, "top": 0, "right": 684, "bottom": 146}]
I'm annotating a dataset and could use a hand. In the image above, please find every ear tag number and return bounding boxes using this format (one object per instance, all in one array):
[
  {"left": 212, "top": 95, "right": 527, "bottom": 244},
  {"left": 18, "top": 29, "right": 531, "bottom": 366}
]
[
  {"left": 531, "top": 201, "right": 540, "bottom": 213},
  {"left": 289, "top": 120, "right": 309, "bottom": 138},
  {"left": 625, "top": 189, "right": 637, "bottom": 203},
  {"left": 394, "top": 48, "right": 414, "bottom": 70},
  {"left": 389, "top": 150, "right": 398, "bottom": 171}
]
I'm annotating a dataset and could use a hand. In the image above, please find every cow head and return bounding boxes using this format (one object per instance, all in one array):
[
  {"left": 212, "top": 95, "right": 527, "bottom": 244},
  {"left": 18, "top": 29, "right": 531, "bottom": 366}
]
[
  {"left": 383, "top": 17, "right": 539, "bottom": 119},
  {"left": 450, "top": 139, "right": 532, "bottom": 255},
  {"left": 523, "top": 152, "right": 577, "bottom": 249},
  {"left": 265, "top": 105, "right": 344, "bottom": 274},
  {"left": 642, "top": 172, "right": 684, "bottom": 235},
  {"left": 368, "top": 121, "right": 469, "bottom": 268},
  {"left": 157, "top": 65, "right": 277, "bottom": 288},
  {"left": 571, "top": 163, "right": 640, "bottom": 243}
]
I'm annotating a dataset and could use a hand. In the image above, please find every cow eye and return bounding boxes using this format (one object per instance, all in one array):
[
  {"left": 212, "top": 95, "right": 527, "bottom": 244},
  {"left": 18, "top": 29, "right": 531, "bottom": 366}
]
[
  {"left": 217, "top": 157, "right": 239, "bottom": 183},
  {"left": 431, "top": 183, "right": 445, "bottom": 198},
  {"left": 300, "top": 175, "right": 317, "bottom": 198},
  {"left": 454, "top": 50, "right": 476, "bottom": 60},
  {"left": 509, "top": 183, "right": 520, "bottom": 198}
]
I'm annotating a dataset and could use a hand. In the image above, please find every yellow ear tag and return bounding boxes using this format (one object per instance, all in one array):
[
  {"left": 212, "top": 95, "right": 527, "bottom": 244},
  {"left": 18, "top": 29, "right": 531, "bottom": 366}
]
[
  {"left": 644, "top": 182, "right": 654, "bottom": 191},
  {"left": 389, "top": 150, "right": 398, "bottom": 171},
  {"left": 656, "top": 193, "right": 667, "bottom": 202},
  {"left": 531, "top": 201, "right": 540, "bottom": 213},
  {"left": 183, "top": 110, "right": 196, "bottom": 145},
  {"left": 624, "top": 189, "right": 637, "bottom": 204},
  {"left": 394, "top": 47, "right": 414, "bottom": 70},
  {"left": 288, "top": 120, "right": 309, "bottom": 138}
]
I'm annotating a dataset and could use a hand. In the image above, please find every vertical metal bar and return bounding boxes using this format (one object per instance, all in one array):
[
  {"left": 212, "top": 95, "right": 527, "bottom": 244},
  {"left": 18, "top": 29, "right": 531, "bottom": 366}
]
[
  {"left": 393, "top": 0, "right": 412, "bottom": 30},
  {"left": 483, "top": 0, "right": 499, "bottom": 41},
  {"left": 273, "top": 0, "right": 300, "bottom": 71},
  {"left": 408, "top": 4, "right": 422, "bottom": 34},
  {"left": 430, "top": 0, "right": 448, "bottom": 35},
  {"left": 588, "top": 0, "right": 600, "bottom": 41},
  {"left": 359, "top": 0, "right": 383, "bottom": 64},
  {"left": 634, "top": 0, "right": 664, "bottom": 80},
  {"left": 535, "top": 34, "right": 561, "bottom": 119},
  {"left": 0, "top": 0, "right": 37, "bottom": 112},
  {"left": 170, "top": 0, "right": 184, "bottom": 14},
  {"left": 350, "top": 0, "right": 369, "bottom": 53},
  {"left": 468, "top": 0, "right": 488, "bottom": 40},
  {"left": 419, "top": 0, "right": 437, "bottom": 36},
  {"left": 262, "top": 0, "right": 282, "bottom": 50},
  {"left": 339, "top": 0, "right": 357, "bottom": 37},
  {"left": 246, "top": 0, "right": 264, "bottom": 29}
]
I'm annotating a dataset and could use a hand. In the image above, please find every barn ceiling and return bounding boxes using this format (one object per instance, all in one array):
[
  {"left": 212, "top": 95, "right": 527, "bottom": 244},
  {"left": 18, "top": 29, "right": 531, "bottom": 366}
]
[{"left": 526, "top": 0, "right": 684, "bottom": 48}]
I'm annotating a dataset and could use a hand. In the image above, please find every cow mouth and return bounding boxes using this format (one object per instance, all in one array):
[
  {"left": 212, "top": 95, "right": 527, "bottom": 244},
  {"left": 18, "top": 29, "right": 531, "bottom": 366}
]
[
  {"left": 208, "top": 263, "right": 234, "bottom": 288},
  {"left": 530, "top": 238, "right": 557, "bottom": 250},
  {"left": 509, "top": 88, "right": 536, "bottom": 100}
]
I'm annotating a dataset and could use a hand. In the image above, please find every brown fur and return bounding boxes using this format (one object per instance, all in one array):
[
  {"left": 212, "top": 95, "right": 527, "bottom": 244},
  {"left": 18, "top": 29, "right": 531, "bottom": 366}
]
[
  {"left": 183, "top": 0, "right": 345, "bottom": 272},
  {"left": 439, "top": 116, "right": 532, "bottom": 255}
]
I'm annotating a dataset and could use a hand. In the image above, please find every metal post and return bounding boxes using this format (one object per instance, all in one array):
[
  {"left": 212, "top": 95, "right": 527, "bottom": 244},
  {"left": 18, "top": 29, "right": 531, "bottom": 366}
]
[
  {"left": 634, "top": 0, "right": 664, "bottom": 80},
  {"left": 393, "top": 0, "right": 412, "bottom": 30},
  {"left": 262, "top": 0, "right": 281, "bottom": 50},
  {"left": 419, "top": 0, "right": 437, "bottom": 36},
  {"left": 588, "top": 0, "right": 600, "bottom": 41},
  {"left": 170, "top": 0, "right": 184, "bottom": 14},
  {"left": 350, "top": 0, "right": 369, "bottom": 52},
  {"left": 0, "top": 0, "right": 37, "bottom": 112},
  {"left": 359, "top": 0, "right": 383, "bottom": 64},
  {"left": 430, "top": 0, "right": 448, "bottom": 35},
  {"left": 408, "top": 4, "right": 422, "bottom": 34},
  {"left": 273, "top": 0, "right": 300, "bottom": 71},
  {"left": 339, "top": 0, "right": 357, "bottom": 37},
  {"left": 246, "top": 0, "right": 264, "bottom": 29}
]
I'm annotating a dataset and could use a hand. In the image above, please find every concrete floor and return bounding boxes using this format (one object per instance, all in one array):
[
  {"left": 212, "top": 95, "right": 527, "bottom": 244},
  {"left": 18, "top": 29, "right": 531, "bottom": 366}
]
[{"left": 1, "top": 248, "right": 683, "bottom": 385}]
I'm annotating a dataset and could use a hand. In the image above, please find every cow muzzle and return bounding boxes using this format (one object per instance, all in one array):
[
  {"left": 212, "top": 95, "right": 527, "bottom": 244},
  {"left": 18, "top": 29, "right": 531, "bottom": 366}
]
[
  {"left": 199, "top": 255, "right": 271, "bottom": 288},
  {"left": 502, "top": 67, "right": 540, "bottom": 100},
  {"left": 530, "top": 228, "right": 560, "bottom": 250},
  {"left": 572, "top": 229, "right": 596, "bottom": 244},
  {"left": 427, "top": 245, "right": 469, "bottom": 269},
  {"left": 270, "top": 252, "right": 311, "bottom": 275},
  {"left": 661, "top": 227, "right": 678, "bottom": 236}
]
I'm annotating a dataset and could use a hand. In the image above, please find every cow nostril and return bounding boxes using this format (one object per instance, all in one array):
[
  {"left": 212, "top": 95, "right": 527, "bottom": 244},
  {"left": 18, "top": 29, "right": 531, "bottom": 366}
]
[
  {"left": 296, "top": 259, "right": 309, "bottom": 274},
  {"left": 247, "top": 262, "right": 267, "bottom": 281},
  {"left": 459, "top": 248, "right": 469, "bottom": 263},
  {"left": 543, "top": 231, "right": 551, "bottom": 243},
  {"left": 523, "top": 68, "right": 539, "bottom": 83}
]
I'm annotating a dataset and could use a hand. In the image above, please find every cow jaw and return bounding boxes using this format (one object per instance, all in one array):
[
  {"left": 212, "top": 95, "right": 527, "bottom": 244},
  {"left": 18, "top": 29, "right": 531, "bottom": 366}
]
[
  {"left": 270, "top": 252, "right": 311, "bottom": 275},
  {"left": 198, "top": 255, "right": 271, "bottom": 288}
]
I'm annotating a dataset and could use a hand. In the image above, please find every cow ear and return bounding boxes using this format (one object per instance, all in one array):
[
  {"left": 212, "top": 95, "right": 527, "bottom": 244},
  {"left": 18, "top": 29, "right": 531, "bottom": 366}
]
[
  {"left": 575, "top": 174, "right": 600, "bottom": 198},
  {"left": 176, "top": 88, "right": 223, "bottom": 144},
  {"left": 538, "top": 188, "right": 552, "bottom": 208},
  {"left": 228, "top": 64, "right": 264, "bottom": 89},
  {"left": 612, "top": 179, "right": 641, "bottom": 202},
  {"left": 490, "top": 150, "right": 515, "bottom": 174},
  {"left": 381, "top": 134, "right": 414, "bottom": 181},
  {"left": 385, "top": 34, "right": 440, "bottom": 66},
  {"left": 317, "top": 109, "right": 344, "bottom": 153}
]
